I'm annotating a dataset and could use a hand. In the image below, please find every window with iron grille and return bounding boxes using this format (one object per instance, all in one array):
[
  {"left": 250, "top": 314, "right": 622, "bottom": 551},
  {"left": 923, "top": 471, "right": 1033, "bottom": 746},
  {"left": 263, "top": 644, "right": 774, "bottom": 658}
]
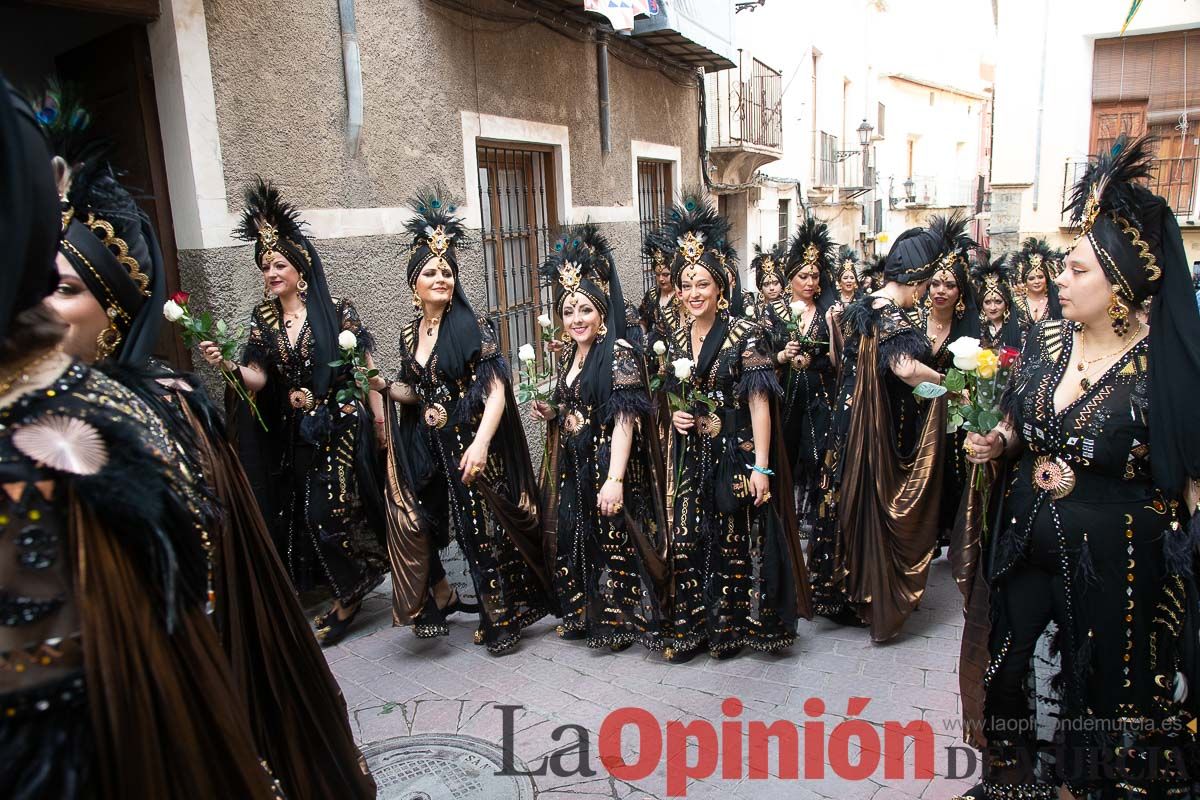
[
  {"left": 477, "top": 142, "right": 558, "bottom": 371},
  {"left": 777, "top": 198, "right": 789, "bottom": 245},
  {"left": 637, "top": 159, "right": 673, "bottom": 293}
]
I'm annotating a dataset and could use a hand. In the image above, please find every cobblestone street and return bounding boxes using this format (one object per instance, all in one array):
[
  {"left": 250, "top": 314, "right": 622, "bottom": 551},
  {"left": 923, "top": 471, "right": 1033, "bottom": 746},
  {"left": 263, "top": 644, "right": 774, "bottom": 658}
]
[{"left": 325, "top": 557, "right": 975, "bottom": 800}]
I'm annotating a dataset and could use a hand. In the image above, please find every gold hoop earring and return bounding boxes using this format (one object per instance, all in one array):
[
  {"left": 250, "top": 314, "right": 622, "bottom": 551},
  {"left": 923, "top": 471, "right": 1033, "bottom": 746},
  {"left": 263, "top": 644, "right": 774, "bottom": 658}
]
[
  {"left": 1108, "top": 291, "right": 1130, "bottom": 338},
  {"left": 95, "top": 323, "right": 121, "bottom": 361},
  {"left": 955, "top": 297, "right": 966, "bottom": 318},
  {"left": 297, "top": 278, "right": 308, "bottom": 292}
]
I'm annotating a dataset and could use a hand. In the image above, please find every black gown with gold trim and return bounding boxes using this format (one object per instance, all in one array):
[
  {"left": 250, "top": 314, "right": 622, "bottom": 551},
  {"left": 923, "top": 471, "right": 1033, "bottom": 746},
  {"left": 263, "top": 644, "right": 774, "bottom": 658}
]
[
  {"left": 0, "top": 362, "right": 287, "bottom": 799},
  {"left": 541, "top": 339, "right": 667, "bottom": 648},
  {"left": 659, "top": 314, "right": 811, "bottom": 659}
]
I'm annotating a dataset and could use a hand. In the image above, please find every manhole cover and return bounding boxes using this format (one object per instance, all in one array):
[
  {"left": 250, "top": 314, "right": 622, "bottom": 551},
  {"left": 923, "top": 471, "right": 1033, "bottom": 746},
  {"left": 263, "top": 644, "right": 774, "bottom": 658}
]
[{"left": 363, "top": 733, "right": 536, "bottom": 800}]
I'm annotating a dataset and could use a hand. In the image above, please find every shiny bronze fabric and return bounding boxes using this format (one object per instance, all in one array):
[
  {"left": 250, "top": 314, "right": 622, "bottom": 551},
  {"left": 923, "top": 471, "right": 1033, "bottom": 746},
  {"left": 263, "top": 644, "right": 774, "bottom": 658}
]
[
  {"left": 837, "top": 331, "right": 946, "bottom": 642},
  {"left": 72, "top": 499, "right": 283, "bottom": 800},
  {"left": 382, "top": 402, "right": 432, "bottom": 626},
  {"left": 950, "top": 460, "right": 1001, "bottom": 751},
  {"left": 182, "top": 401, "right": 377, "bottom": 800}
]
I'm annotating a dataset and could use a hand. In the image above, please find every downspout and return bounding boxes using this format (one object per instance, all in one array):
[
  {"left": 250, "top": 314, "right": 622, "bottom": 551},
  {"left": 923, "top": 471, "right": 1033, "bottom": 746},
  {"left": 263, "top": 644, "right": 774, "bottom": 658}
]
[
  {"left": 597, "top": 32, "right": 611, "bottom": 155},
  {"left": 1030, "top": 0, "right": 1050, "bottom": 211},
  {"left": 339, "top": 0, "right": 364, "bottom": 155}
]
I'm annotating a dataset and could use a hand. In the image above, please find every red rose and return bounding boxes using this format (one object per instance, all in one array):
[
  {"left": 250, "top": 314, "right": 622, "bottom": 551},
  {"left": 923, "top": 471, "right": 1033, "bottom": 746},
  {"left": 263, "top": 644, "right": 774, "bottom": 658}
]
[
  {"left": 171, "top": 290, "right": 190, "bottom": 306},
  {"left": 998, "top": 346, "right": 1019, "bottom": 368}
]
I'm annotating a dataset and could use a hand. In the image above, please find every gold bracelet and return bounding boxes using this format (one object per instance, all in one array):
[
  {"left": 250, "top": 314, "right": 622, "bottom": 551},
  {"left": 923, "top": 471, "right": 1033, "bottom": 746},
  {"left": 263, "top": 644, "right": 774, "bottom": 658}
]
[{"left": 607, "top": 475, "right": 624, "bottom": 483}]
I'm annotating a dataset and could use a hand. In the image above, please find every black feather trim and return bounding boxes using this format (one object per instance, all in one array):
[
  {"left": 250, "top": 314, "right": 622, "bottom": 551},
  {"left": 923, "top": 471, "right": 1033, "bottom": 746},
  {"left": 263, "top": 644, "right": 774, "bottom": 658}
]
[
  {"left": 1075, "top": 534, "right": 1099, "bottom": 588},
  {"left": 1164, "top": 517, "right": 1199, "bottom": 578},
  {"left": 664, "top": 186, "right": 734, "bottom": 265},
  {"left": 459, "top": 355, "right": 510, "bottom": 421},
  {"left": 738, "top": 366, "right": 783, "bottom": 401},
  {"left": 355, "top": 323, "right": 376, "bottom": 356},
  {"left": 786, "top": 215, "right": 835, "bottom": 277},
  {"left": 841, "top": 297, "right": 875, "bottom": 336},
  {"left": 877, "top": 327, "right": 930, "bottom": 370},
  {"left": 605, "top": 386, "right": 652, "bottom": 425}
]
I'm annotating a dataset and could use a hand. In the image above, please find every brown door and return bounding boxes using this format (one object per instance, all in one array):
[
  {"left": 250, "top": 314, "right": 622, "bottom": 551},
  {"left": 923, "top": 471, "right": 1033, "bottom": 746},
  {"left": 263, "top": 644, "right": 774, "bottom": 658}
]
[
  {"left": 56, "top": 24, "right": 187, "bottom": 368},
  {"left": 1088, "top": 101, "right": 1147, "bottom": 156}
]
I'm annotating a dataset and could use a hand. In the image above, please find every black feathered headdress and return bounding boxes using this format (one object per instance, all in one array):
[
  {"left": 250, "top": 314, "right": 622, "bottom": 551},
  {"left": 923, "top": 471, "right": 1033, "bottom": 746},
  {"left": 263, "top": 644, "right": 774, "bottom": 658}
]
[
  {"left": 1016, "top": 236, "right": 1056, "bottom": 283},
  {"left": 785, "top": 216, "right": 834, "bottom": 284},
  {"left": 236, "top": 179, "right": 339, "bottom": 398},
  {"left": 642, "top": 226, "right": 675, "bottom": 275},
  {"left": 971, "top": 249, "right": 1013, "bottom": 306},
  {"left": 751, "top": 241, "right": 786, "bottom": 290},
  {"left": 1065, "top": 133, "right": 1200, "bottom": 498},
  {"left": 59, "top": 159, "right": 165, "bottom": 364},
  {"left": 665, "top": 189, "right": 734, "bottom": 298},
  {"left": 404, "top": 185, "right": 469, "bottom": 287}
]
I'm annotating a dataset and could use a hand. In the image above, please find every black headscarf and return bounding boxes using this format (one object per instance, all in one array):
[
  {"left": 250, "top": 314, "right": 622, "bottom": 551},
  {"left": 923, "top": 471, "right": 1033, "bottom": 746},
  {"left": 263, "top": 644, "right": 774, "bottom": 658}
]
[
  {"left": 1016, "top": 236, "right": 1063, "bottom": 317},
  {"left": 235, "top": 179, "right": 340, "bottom": 398},
  {"left": 929, "top": 211, "right": 980, "bottom": 338},
  {"left": 786, "top": 215, "right": 837, "bottom": 308},
  {"left": 542, "top": 224, "right": 626, "bottom": 413},
  {"left": 403, "top": 186, "right": 478, "bottom": 383},
  {"left": 883, "top": 226, "right": 940, "bottom": 285},
  {"left": 0, "top": 79, "right": 58, "bottom": 340},
  {"left": 1065, "top": 134, "right": 1200, "bottom": 495},
  {"left": 58, "top": 160, "right": 166, "bottom": 364}
]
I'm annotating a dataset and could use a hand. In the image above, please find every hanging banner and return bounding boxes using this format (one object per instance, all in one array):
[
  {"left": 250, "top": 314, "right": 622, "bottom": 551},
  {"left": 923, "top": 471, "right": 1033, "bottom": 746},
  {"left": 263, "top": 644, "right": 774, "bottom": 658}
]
[{"left": 584, "top": 0, "right": 651, "bottom": 33}]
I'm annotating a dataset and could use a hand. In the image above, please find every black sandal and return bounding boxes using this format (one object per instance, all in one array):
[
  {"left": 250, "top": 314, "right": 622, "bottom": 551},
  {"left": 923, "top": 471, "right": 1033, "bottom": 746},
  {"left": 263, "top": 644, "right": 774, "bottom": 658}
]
[{"left": 317, "top": 603, "right": 361, "bottom": 647}]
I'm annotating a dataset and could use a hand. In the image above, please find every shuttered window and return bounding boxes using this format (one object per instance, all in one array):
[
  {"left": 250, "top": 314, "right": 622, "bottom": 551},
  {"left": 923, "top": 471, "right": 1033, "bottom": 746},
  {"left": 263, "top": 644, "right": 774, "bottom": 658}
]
[{"left": 1091, "top": 30, "right": 1199, "bottom": 118}]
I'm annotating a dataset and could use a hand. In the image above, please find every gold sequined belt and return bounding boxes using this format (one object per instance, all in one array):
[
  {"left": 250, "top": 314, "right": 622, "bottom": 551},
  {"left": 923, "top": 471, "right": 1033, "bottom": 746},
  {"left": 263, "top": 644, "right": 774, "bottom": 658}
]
[{"left": 1032, "top": 455, "right": 1076, "bottom": 500}]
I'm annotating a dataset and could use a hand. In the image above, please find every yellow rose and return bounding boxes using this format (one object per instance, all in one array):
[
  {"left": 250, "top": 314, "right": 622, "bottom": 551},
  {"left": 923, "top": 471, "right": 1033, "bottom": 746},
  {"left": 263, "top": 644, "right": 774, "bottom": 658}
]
[{"left": 976, "top": 349, "right": 999, "bottom": 379}]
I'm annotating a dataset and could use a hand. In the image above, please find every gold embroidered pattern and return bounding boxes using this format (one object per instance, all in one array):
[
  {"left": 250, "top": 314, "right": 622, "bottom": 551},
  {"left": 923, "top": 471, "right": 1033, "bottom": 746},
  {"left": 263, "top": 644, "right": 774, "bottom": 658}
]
[
  {"left": 1115, "top": 214, "right": 1162, "bottom": 283},
  {"left": 85, "top": 212, "right": 150, "bottom": 296}
]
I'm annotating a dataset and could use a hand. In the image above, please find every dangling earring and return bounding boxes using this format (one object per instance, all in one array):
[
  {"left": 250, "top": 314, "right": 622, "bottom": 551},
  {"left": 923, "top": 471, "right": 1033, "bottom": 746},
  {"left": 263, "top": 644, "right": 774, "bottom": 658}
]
[
  {"left": 1108, "top": 290, "right": 1130, "bottom": 337},
  {"left": 717, "top": 296, "right": 730, "bottom": 312},
  {"left": 1002, "top": 307, "right": 1010, "bottom": 323},
  {"left": 560, "top": 330, "right": 572, "bottom": 344},
  {"left": 912, "top": 286, "right": 920, "bottom": 306},
  {"left": 263, "top": 283, "right": 273, "bottom": 302},
  {"left": 95, "top": 321, "right": 121, "bottom": 361},
  {"left": 955, "top": 297, "right": 966, "bottom": 318},
  {"left": 297, "top": 278, "right": 309, "bottom": 303},
  {"left": 412, "top": 290, "right": 422, "bottom": 311},
  {"left": 597, "top": 323, "right": 608, "bottom": 340}
]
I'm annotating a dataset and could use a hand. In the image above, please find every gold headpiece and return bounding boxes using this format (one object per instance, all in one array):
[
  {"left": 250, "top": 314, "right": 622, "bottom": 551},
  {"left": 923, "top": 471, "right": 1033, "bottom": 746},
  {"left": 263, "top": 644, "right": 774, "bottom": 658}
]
[
  {"left": 257, "top": 220, "right": 279, "bottom": 261},
  {"left": 1080, "top": 192, "right": 1101, "bottom": 237},
  {"left": 559, "top": 261, "right": 582, "bottom": 294},
  {"left": 1028, "top": 253, "right": 1043, "bottom": 271},
  {"left": 803, "top": 243, "right": 820, "bottom": 266},
  {"left": 86, "top": 212, "right": 150, "bottom": 296},
  {"left": 839, "top": 259, "right": 858, "bottom": 280},
  {"left": 652, "top": 250, "right": 666, "bottom": 270},
  {"left": 425, "top": 225, "right": 451, "bottom": 258},
  {"left": 760, "top": 255, "right": 780, "bottom": 282},
  {"left": 981, "top": 273, "right": 1005, "bottom": 302},
  {"left": 678, "top": 231, "right": 706, "bottom": 266}
]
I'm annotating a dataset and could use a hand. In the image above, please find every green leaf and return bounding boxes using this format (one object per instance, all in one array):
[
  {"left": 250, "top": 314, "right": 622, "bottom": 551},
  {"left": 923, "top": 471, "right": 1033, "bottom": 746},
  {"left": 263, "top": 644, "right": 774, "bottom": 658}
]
[
  {"left": 366, "top": 369, "right": 379, "bottom": 378},
  {"left": 977, "top": 410, "right": 1001, "bottom": 432},
  {"left": 328, "top": 359, "right": 344, "bottom": 368},
  {"left": 913, "top": 381, "right": 948, "bottom": 399},
  {"left": 943, "top": 369, "right": 966, "bottom": 393},
  {"left": 216, "top": 319, "right": 228, "bottom": 335}
]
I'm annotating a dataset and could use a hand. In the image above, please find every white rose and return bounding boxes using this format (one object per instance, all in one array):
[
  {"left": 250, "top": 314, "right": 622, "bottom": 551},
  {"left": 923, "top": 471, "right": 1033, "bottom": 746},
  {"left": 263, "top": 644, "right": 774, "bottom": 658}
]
[
  {"left": 162, "top": 300, "right": 184, "bottom": 322},
  {"left": 789, "top": 300, "right": 806, "bottom": 319},
  {"left": 652, "top": 340, "right": 668, "bottom": 356},
  {"left": 518, "top": 343, "right": 537, "bottom": 363},
  {"left": 671, "top": 357, "right": 695, "bottom": 381},
  {"left": 537, "top": 314, "right": 553, "bottom": 329},
  {"left": 947, "top": 336, "right": 982, "bottom": 371},
  {"left": 338, "top": 329, "right": 358, "bottom": 351}
]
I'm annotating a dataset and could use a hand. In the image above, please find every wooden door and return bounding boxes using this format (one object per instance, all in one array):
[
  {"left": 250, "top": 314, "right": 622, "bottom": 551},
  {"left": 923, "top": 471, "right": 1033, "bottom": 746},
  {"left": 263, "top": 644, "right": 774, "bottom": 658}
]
[
  {"left": 56, "top": 24, "right": 187, "bottom": 368},
  {"left": 1089, "top": 101, "right": 1147, "bottom": 156}
]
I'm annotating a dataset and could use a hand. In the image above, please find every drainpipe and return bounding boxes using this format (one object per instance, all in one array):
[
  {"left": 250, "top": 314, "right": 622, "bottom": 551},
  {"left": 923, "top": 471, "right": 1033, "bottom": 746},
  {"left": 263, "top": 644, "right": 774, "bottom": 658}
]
[
  {"left": 339, "top": 0, "right": 364, "bottom": 155},
  {"left": 597, "top": 32, "right": 611, "bottom": 155}
]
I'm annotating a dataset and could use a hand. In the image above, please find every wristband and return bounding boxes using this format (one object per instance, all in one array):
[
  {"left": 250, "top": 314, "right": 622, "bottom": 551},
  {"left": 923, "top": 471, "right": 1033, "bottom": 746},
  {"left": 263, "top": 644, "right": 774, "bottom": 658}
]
[
  {"left": 607, "top": 475, "right": 624, "bottom": 483},
  {"left": 751, "top": 465, "right": 774, "bottom": 476}
]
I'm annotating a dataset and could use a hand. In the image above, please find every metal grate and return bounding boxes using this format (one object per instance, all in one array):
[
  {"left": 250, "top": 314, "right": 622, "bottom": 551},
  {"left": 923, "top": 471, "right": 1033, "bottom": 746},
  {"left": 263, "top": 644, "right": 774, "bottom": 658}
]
[
  {"left": 637, "top": 159, "right": 673, "bottom": 293},
  {"left": 477, "top": 143, "right": 558, "bottom": 371}
]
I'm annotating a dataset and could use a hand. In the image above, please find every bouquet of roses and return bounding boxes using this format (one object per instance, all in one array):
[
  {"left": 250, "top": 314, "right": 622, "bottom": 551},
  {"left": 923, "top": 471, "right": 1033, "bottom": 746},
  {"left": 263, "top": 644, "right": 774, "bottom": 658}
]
[
  {"left": 163, "top": 291, "right": 267, "bottom": 430},
  {"left": 329, "top": 330, "right": 377, "bottom": 405},
  {"left": 914, "top": 336, "right": 1020, "bottom": 531}
]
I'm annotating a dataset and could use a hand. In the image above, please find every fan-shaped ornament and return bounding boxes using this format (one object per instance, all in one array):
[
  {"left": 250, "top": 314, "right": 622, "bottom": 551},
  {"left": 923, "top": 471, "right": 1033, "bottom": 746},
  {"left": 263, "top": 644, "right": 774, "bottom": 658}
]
[{"left": 12, "top": 415, "right": 109, "bottom": 476}]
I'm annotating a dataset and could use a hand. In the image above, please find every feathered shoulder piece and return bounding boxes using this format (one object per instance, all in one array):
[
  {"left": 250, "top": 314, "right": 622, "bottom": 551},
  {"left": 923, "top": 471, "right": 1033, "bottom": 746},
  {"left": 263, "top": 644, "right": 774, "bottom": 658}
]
[
  {"left": 404, "top": 184, "right": 468, "bottom": 257},
  {"left": 787, "top": 215, "right": 834, "bottom": 271},
  {"left": 235, "top": 178, "right": 307, "bottom": 252},
  {"left": 928, "top": 210, "right": 975, "bottom": 264},
  {"left": 1065, "top": 134, "right": 1156, "bottom": 236},
  {"left": 665, "top": 187, "right": 731, "bottom": 267}
]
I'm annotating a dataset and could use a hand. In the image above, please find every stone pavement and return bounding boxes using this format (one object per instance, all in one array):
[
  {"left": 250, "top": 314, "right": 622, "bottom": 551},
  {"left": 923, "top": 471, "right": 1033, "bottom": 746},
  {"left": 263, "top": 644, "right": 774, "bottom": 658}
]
[{"left": 324, "top": 557, "right": 977, "bottom": 800}]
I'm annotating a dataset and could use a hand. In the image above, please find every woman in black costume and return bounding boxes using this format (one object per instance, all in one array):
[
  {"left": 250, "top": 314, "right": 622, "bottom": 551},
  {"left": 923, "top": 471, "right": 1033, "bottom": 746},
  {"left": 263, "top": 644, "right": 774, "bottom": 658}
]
[
  {"left": 919, "top": 213, "right": 979, "bottom": 550},
  {"left": 1012, "top": 236, "right": 1063, "bottom": 345},
  {"left": 658, "top": 195, "right": 811, "bottom": 661},
  {"left": 973, "top": 250, "right": 1022, "bottom": 351},
  {"left": 0, "top": 77, "right": 294, "bottom": 800},
  {"left": 751, "top": 240, "right": 787, "bottom": 305},
  {"left": 202, "top": 180, "right": 386, "bottom": 646},
  {"left": 532, "top": 227, "right": 667, "bottom": 650},
  {"left": 808, "top": 224, "right": 948, "bottom": 639},
  {"left": 958, "top": 136, "right": 1200, "bottom": 799},
  {"left": 375, "top": 189, "right": 551, "bottom": 656},
  {"left": 758, "top": 216, "right": 835, "bottom": 523},
  {"left": 44, "top": 152, "right": 373, "bottom": 798}
]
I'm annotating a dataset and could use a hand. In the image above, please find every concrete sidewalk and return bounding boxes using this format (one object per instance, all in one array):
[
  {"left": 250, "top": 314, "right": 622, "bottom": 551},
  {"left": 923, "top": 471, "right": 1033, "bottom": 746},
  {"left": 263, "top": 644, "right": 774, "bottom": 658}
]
[{"left": 324, "top": 558, "right": 974, "bottom": 800}]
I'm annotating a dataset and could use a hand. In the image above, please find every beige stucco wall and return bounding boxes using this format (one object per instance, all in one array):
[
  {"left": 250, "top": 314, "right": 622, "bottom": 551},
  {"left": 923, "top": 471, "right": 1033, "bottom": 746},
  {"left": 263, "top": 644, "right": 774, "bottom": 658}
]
[{"left": 202, "top": 0, "right": 699, "bottom": 212}]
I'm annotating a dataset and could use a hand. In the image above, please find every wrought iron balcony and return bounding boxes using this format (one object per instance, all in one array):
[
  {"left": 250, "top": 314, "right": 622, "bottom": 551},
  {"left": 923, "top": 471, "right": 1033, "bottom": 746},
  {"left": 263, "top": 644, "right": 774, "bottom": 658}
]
[
  {"left": 1062, "top": 154, "right": 1198, "bottom": 219},
  {"left": 706, "top": 57, "right": 783, "bottom": 186},
  {"left": 890, "top": 175, "right": 978, "bottom": 210}
]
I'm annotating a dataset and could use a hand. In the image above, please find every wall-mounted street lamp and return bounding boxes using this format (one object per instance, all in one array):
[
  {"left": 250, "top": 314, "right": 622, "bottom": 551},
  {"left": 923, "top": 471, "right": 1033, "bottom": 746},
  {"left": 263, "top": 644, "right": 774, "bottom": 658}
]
[{"left": 903, "top": 177, "right": 915, "bottom": 203}]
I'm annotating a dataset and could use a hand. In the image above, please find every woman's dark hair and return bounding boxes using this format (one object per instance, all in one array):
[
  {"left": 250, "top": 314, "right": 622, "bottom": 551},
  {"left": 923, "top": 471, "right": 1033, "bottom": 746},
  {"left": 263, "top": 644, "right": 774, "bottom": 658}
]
[{"left": 0, "top": 303, "right": 65, "bottom": 364}]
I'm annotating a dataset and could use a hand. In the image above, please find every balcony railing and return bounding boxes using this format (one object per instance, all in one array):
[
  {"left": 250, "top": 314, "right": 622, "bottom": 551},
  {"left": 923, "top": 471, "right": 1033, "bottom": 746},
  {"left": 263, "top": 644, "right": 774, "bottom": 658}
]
[
  {"left": 891, "top": 175, "right": 978, "bottom": 209},
  {"left": 1063, "top": 155, "right": 1198, "bottom": 218},
  {"left": 708, "top": 57, "right": 782, "bottom": 150}
]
